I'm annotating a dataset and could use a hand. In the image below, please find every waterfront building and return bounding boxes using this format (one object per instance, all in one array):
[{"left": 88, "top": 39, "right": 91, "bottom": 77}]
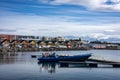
[
  {"left": 90, "top": 43, "right": 107, "bottom": 49},
  {"left": 1, "top": 39, "right": 10, "bottom": 48},
  {"left": 0, "top": 34, "right": 16, "bottom": 41},
  {"left": 29, "top": 40, "right": 37, "bottom": 48},
  {"left": 20, "top": 40, "right": 28, "bottom": 47},
  {"left": 16, "top": 35, "right": 41, "bottom": 41},
  {"left": 55, "top": 37, "right": 66, "bottom": 42},
  {"left": 106, "top": 44, "right": 119, "bottom": 49}
]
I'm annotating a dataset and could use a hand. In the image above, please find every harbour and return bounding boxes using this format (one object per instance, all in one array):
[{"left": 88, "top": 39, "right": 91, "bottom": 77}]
[{"left": 1, "top": 0, "right": 120, "bottom": 80}]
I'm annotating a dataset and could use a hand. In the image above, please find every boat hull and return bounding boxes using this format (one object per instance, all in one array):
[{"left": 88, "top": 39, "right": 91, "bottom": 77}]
[{"left": 38, "top": 54, "right": 91, "bottom": 62}]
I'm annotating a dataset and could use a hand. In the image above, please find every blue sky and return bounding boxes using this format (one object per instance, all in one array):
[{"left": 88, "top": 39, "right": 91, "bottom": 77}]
[{"left": 0, "top": 0, "right": 120, "bottom": 42}]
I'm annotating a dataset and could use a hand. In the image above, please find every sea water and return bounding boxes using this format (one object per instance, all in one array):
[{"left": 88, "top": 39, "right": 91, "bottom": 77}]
[{"left": 0, "top": 50, "right": 120, "bottom": 80}]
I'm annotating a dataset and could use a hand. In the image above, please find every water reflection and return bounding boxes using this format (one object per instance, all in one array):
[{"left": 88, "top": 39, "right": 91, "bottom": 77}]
[
  {"left": 38, "top": 62, "right": 57, "bottom": 73},
  {"left": 37, "top": 62, "right": 90, "bottom": 74},
  {"left": 0, "top": 53, "right": 18, "bottom": 64},
  {"left": 0, "top": 52, "right": 29, "bottom": 64}
]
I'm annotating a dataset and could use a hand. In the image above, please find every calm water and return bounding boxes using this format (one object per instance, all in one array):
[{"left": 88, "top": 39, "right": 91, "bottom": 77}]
[{"left": 0, "top": 50, "right": 120, "bottom": 80}]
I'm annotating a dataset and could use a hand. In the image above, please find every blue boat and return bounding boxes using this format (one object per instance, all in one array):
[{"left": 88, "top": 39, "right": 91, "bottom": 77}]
[{"left": 38, "top": 53, "right": 91, "bottom": 62}]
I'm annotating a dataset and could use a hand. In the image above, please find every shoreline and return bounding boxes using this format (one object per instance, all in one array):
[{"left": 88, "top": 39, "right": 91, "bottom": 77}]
[
  {"left": 0, "top": 47, "right": 120, "bottom": 55},
  {"left": 0, "top": 49, "right": 120, "bottom": 56}
]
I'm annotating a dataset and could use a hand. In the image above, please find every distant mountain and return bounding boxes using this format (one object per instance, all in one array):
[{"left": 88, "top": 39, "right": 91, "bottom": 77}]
[
  {"left": 64, "top": 35, "right": 79, "bottom": 40},
  {"left": 100, "top": 38, "right": 120, "bottom": 43},
  {"left": 64, "top": 35, "right": 120, "bottom": 43}
]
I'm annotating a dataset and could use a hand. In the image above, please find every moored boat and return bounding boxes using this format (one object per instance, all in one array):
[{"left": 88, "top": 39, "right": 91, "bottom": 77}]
[{"left": 38, "top": 52, "right": 91, "bottom": 62}]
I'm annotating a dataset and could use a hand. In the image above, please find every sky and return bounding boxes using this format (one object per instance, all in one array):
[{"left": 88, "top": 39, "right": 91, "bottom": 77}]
[{"left": 0, "top": 0, "right": 120, "bottom": 42}]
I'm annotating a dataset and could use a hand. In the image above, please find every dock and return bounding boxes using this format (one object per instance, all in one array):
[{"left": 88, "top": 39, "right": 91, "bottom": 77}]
[
  {"left": 32, "top": 54, "right": 120, "bottom": 68},
  {"left": 59, "top": 58, "right": 120, "bottom": 68}
]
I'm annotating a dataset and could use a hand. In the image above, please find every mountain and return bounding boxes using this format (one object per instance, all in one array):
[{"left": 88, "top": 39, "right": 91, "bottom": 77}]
[{"left": 64, "top": 35, "right": 120, "bottom": 43}]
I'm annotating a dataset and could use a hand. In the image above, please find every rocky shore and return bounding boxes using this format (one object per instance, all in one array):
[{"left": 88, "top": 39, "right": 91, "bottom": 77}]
[
  {"left": 0, "top": 47, "right": 90, "bottom": 55},
  {"left": 1, "top": 46, "right": 120, "bottom": 56}
]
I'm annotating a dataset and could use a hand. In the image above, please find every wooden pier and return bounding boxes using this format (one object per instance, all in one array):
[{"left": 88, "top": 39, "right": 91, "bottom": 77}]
[
  {"left": 88, "top": 58, "right": 120, "bottom": 68},
  {"left": 59, "top": 59, "right": 120, "bottom": 68}
]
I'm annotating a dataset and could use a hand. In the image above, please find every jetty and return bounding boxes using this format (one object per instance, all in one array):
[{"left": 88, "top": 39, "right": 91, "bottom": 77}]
[
  {"left": 34, "top": 54, "right": 120, "bottom": 68},
  {"left": 59, "top": 58, "right": 120, "bottom": 68}
]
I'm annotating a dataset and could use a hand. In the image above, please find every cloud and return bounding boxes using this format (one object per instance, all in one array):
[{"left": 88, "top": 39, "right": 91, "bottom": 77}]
[
  {"left": 0, "top": 9, "right": 120, "bottom": 41},
  {"left": 0, "top": 0, "right": 120, "bottom": 42},
  {"left": 0, "top": 13, "right": 120, "bottom": 37},
  {"left": 39, "top": 0, "right": 120, "bottom": 12},
  {"left": 89, "top": 33, "right": 110, "bottom": 39},
  {"left": 86, "top": 32, "right": 120, "bottom": 40},
  {"left": 0, "top": 28, "right": 16, "bottom": 32},
  {"left": 104, "top": 29, "right": 115, "bottom": 32}
]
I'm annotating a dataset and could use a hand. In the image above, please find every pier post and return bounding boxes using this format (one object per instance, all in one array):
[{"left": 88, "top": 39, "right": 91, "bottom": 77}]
[
  {"left": 89, "top": 63, "right": 98, "bottom": 67},
  {"left": 60, "top": 63, "right": 69, "bottom": 67},
  {"left": 113, "top": 64, "right": 120, "bottom": 68}
]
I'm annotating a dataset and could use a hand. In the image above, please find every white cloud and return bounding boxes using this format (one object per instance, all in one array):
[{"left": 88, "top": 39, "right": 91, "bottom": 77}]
[
  {"left": 0, "top": 11, "right": 120, "bottom": 41},
  {"left": 40, "top": 0, "right": 120, "bottom": 12},
  {"left": 89, "top": 33, "right": 110, "bottom": 39},
  {"left": 104, "top": 29, "right": 115, "bottom": 32},
  {"left": 0, "top": 14, "right": 120, "bottom": 37}
]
